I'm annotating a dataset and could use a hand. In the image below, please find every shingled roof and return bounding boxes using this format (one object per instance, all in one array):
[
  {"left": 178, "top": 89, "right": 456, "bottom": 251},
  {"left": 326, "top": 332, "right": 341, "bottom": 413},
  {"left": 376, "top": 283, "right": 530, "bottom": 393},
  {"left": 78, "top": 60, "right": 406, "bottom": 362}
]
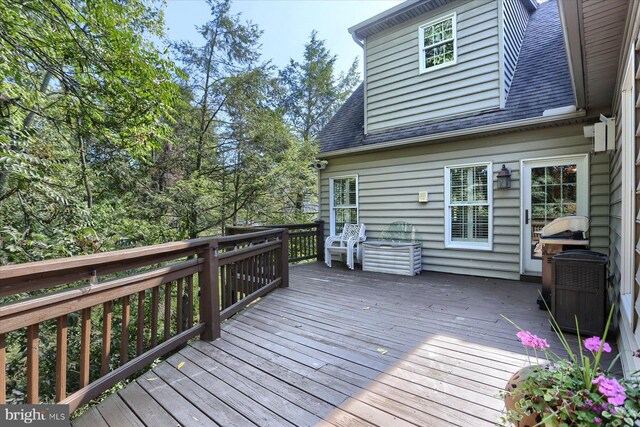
[{"left": 318, "top": 0, "right": 575, "bottom": 154}]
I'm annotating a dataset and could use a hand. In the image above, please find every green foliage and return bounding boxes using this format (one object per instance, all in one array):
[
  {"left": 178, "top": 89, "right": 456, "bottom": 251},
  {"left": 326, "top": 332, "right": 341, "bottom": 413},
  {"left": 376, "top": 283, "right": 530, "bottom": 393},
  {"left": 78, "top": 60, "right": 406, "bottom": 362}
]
[
  {"left": 502, "top": 307, "right": 640, "bottom": 426},
  {"left": 0, "top": 0, "right": 354, "bottom": 408},
  {"left": 279, "top": 30, "right": 360, "bottom": 142}
]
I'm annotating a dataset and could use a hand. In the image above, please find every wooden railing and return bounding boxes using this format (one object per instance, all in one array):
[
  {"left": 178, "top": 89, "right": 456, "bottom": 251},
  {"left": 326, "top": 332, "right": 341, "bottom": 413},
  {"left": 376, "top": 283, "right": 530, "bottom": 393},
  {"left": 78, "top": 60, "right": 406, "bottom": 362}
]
[
  {"left": 0, "top": 229, "right": 288, "bottom": 411},
  {"left": 226, "top": 220, "right": 324, "bottom": 263}
]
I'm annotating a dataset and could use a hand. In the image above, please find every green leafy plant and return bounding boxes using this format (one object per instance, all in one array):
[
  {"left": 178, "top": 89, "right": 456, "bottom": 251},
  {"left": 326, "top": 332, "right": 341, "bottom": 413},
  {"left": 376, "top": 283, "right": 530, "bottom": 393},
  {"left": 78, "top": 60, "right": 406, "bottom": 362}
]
[{"left": 501, "top": 305, "right": 640, "bottom": 426}]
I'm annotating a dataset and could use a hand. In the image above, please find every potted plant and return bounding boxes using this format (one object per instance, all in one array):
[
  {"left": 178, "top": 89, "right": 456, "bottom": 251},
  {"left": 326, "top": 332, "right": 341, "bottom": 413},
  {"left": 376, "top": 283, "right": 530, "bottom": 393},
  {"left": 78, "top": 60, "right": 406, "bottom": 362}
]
[{"left": 501, "top": 305, "right": 640, "bottom": 426}]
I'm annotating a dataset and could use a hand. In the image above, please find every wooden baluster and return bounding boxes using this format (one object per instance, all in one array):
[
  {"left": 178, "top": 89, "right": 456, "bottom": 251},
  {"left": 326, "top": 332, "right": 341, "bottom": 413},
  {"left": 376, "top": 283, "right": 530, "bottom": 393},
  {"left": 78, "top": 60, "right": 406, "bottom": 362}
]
[
  {"left": 80, "top": 307, "right": 91, "bottom": 388},
  {"left": 281, "top": 229, "right": 289, "bottom": 288},
  {"left": 164, "top": 282, "right": 172, "bottom": 341},
  {"left": 267, "top": 250, "right": 272, "bottom": 282},
  {"left": 315, "top": 220, "right": 325, "bottom": 262},
  {"left": 226, "top": 264, "right": 232, "bottom": 308},
  {"left": 221, "top": 265, "right": 227, "bottom": 309},
  {"left": 187, "top": 275, "right": 194, "bottom": 329},
  {"left": 249, "top": 254, "right": 255, "bottom": 293},
  {"left": 101, "top": 301, "right": 112, "bottom": 376},
  {"left": 55, "top": 315, "right": 67, "bottom": 402},
  {"left": 137, "top": 291, "right": 145, "bottom": 356},
  {"left": 0, "top": 333, "right": 5, "bottom": 404},
  {"left": 176, "top": 279, "right": 183, "bottom": 334},
  {"left": 227, "top": 264, "right": 232, "bottom": 307},
  {"left": 151, "top": 287, "right": 159, "bottom": 348},
  {"left": 245, "top": 258, "right": 250, "bottom": 294},
  {"left": 239, "top": 259, "right": 245, "bottom": 299},
  {"left": 252, "top": 255, "right": 258, "bottom": 290},
  {"left": 26, "top": 324, "right": 38, "bottom": 403},
  {"left": 121, "top": 296, "right": 130, "bottom": 365},
  {"left": 255, "top": 254, "right": 260, "bottom": 291},
  {"left": 270, "top": 249, "right": 275, "bottom": 281},
  {"left": 233, "top": 263, "right": 238, "bottom": 304}
]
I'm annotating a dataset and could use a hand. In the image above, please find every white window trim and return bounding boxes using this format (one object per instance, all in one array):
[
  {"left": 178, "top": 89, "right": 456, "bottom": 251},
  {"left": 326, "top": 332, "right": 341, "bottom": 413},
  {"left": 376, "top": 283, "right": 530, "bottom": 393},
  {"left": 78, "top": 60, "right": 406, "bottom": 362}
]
[
  {"left": 329, "top": 175, "right": 359, "bottom": 237},
  {"left": 621, "top": 45, "right": 635, "bottom": 321},
  {"left": 444, "top": 162, "right": 493, "bottom": 251},
  {"left": 418, "top": 12, "right": 457, "bottom": 74}
]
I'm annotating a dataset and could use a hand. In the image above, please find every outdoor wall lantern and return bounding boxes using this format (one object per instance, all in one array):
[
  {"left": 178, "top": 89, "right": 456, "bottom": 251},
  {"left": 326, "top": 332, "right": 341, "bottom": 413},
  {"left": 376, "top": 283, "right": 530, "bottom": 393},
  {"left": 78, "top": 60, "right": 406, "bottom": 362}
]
[{"left": 497, "top": 164, "right": 512, "bottom": 189}]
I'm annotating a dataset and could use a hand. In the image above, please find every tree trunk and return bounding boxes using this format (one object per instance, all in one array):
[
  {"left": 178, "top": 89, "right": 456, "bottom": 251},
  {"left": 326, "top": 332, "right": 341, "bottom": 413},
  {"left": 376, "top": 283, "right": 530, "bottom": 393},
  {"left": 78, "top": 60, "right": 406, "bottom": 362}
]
[{"left": 77, "top": 122, "right": 93, "bottom": 210}]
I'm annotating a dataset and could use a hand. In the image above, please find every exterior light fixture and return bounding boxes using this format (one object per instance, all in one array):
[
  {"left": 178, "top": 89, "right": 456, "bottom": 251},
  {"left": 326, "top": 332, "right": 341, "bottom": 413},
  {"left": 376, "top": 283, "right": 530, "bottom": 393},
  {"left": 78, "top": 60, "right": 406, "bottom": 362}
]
[{"left": 497, "top": 164, "right": 512, "bottom": 189}]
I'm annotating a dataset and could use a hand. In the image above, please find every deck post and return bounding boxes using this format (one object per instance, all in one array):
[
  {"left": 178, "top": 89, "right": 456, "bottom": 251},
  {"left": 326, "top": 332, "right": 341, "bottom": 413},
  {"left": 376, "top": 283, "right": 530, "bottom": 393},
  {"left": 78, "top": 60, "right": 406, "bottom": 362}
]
[
  {"left": 199, "top": 240, "right": 221, "bottom": 341},
  {"left": 280, "top": 229, "right": 289, "bottom": 288},
  {"left": 314, "top": 219, "right": 325, "bottom": 262}
]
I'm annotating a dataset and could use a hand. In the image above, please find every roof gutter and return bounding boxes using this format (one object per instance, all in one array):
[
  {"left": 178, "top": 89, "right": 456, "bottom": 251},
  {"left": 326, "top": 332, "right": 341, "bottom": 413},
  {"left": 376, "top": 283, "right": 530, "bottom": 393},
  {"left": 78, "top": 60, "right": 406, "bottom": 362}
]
[
  {"left": 350, "top": 32, "right": 363, "bottom": 48},
  {"left": 347, "top": 0, "right": 424, "bottom": 41},
  {"left": 319, "top": 110, "right": 587, "bottom": 158}
]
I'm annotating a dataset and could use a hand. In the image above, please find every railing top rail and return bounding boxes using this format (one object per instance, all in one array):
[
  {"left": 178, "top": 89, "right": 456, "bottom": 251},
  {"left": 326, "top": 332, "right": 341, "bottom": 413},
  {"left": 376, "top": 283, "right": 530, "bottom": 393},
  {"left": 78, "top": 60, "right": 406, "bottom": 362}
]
[
  {"left": 0, "top": 228, "right": 285, "bottom": 281},
  {"left": 218, "top": 228, "right": 285, "bottom": 243},
  {"left": 0, "top": 237, "right": 217, "bottom": 280},
  {"left": 227, "top": 221, "right": 323, "bottom": 231}
]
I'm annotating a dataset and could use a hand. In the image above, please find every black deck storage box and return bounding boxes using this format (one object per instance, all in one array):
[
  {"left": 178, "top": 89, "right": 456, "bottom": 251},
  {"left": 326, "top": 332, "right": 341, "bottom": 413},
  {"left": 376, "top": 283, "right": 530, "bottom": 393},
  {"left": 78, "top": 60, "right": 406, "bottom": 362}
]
[{"left": 552, "top": 250, "right": 608, "bottom": 336}]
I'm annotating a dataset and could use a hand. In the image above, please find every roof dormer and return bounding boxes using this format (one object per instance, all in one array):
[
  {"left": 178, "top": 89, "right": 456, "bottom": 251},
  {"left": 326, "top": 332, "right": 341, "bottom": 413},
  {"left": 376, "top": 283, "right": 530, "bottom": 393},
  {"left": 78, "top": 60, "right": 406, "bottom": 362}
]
[{"left": 350, "top": 0, "right": 537, "bottom": 134}]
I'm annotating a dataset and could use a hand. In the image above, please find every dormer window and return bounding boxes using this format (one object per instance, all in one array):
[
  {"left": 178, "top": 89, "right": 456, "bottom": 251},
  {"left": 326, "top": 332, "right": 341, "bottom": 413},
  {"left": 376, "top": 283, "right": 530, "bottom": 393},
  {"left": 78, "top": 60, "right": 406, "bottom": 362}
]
[{"left": 418, "top": 13, "right": 457, "bottom": 73}]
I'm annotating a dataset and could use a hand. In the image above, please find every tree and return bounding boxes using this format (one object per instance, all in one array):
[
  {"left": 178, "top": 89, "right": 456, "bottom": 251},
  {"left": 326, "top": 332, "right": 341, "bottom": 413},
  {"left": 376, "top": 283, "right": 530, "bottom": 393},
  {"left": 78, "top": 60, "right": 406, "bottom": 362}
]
[
  {"left": 280, "top": 30, "right": 360, "bottom": 143},
  {"left": 158, "top": 0, "right": 269, "bottom": 237},
  {"left": 0, "top": 0, "right": 180, "bottom": 261},
  {"left": 278, "top": 31, "right": 360, "bottom": 216}
]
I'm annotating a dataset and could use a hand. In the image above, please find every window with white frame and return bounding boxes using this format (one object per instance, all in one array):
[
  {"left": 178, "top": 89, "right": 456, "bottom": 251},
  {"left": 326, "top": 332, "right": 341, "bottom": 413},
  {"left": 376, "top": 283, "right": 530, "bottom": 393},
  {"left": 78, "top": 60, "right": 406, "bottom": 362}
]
[
  {"left": 445, "top": 164, "right": 492, "bottom": 249},
  {"left": 330, "top": 176, "right": 358, "bottom": 235},
  {"left": 418, "top": 13, "right": 457, "bottom": 73}
]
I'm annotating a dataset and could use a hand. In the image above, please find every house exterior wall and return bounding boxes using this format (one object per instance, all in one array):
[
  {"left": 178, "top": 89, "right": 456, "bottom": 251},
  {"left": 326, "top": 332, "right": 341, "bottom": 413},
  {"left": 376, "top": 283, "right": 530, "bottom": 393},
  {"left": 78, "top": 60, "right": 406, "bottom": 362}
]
[
  {"left": 365, "top": 0, "right": 502, "bottom": 132},
  {"left": 319, "top": 124, "right": 609, "bottom": 281},
  {"left": 609, "top": 1, "right": 640, "bottom": 378}
]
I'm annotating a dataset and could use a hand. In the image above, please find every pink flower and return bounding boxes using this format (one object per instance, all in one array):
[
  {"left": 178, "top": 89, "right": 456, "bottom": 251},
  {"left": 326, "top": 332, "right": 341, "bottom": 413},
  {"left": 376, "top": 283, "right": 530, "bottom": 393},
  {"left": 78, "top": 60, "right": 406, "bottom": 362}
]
[
  {"left": 584, "top": 336, "right": 612, "bottom": 353},
  {"left": 594, "top": 417, "right": 602, "bottom": 424},
  {"left": 592, "top": 375, "right": 626, "bottom": 406},
  {"left": 517, "top": 330, "right": 550, "bottom": 350}
]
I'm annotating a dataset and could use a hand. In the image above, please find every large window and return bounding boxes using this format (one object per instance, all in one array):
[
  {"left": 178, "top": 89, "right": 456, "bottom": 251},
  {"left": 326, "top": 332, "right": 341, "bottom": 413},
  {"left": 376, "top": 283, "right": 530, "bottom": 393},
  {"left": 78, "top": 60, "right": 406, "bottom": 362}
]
[
  {"left": 418, "top": 13, "right": 457, "bottom": 73},
  {"left": 445, "top": 164, "right": 492, "bottom": 250},
  {"left": 330, "top": 176, "right": 358, "bottom": 235}
]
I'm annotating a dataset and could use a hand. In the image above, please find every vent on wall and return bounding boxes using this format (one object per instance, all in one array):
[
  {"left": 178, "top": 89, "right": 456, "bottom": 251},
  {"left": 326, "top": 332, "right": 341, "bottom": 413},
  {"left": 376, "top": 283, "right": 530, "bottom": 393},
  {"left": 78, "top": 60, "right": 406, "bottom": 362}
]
[{"left": 583, "top": 116, "right": 615, "bottom": 152}]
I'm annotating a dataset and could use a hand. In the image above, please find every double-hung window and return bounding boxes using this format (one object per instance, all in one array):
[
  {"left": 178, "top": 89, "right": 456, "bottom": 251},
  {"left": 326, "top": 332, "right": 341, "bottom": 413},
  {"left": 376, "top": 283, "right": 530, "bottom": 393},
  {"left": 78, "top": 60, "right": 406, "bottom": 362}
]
[
  {"left": 445, "top": 164, "right": 492, "bottom": 250},
  {"left": 418, "top": 13, "right": 457, "bottom": 73},
  {"left": 330, "top": 176, "right": 358, "bottom": 236}
]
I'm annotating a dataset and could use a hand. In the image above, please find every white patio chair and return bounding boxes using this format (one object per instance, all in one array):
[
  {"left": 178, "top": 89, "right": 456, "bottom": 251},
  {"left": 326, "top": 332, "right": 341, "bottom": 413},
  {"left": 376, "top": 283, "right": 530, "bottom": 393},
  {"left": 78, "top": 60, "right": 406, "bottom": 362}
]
[{"left": 324, "top": 223, "right": 366, "bottom": 269}]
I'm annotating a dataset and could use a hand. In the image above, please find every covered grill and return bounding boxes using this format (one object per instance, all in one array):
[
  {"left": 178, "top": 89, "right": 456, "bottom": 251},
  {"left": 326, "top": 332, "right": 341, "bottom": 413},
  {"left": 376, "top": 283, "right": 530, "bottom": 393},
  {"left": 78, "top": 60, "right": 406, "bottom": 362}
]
[{"left": 537, "top": 216, "right": 590, "bottom": 309}]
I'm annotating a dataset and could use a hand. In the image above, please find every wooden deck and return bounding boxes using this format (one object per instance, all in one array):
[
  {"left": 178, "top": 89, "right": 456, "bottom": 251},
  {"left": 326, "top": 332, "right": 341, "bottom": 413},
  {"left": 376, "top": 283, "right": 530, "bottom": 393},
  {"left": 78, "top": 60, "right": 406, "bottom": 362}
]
[{"left": 73, "top": 262, "right": 616, "bottom": 427}]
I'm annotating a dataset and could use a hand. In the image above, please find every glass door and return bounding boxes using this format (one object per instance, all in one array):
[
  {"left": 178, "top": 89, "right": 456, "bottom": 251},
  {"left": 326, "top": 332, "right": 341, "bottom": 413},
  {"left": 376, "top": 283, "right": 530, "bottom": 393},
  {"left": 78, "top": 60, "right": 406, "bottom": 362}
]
[{"left": 521, "top": 156, "right": 588, "bottom": 274}]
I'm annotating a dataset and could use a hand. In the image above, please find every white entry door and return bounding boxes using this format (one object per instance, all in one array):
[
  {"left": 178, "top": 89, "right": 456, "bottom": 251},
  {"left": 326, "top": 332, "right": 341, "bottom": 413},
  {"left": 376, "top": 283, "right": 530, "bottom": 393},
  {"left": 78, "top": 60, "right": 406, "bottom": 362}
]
[{"left": 521, "top": 155, "right": 589, "bottom": 275}]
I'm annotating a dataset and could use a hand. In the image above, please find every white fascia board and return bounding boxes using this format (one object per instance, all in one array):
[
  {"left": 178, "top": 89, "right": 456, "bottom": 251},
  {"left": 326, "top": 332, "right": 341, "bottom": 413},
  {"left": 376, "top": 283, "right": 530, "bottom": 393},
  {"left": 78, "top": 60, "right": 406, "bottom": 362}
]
[{"left": 319, "top": 111, "right": 587, "bottom": 159}]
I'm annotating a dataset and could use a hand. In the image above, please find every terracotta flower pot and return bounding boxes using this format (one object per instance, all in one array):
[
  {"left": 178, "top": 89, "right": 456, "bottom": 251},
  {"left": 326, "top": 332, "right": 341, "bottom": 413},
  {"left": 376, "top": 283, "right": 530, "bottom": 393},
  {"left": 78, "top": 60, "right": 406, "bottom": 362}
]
[{"left": 504, "top": 366, "right": 544, "bottom": 427}]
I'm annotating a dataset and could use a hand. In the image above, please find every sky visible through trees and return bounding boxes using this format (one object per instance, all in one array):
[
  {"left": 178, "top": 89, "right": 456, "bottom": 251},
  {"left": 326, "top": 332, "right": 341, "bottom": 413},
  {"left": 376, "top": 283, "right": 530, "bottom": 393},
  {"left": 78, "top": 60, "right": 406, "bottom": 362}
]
[{"left": 0, "top": 0, "right": 361, "bottom": 404}]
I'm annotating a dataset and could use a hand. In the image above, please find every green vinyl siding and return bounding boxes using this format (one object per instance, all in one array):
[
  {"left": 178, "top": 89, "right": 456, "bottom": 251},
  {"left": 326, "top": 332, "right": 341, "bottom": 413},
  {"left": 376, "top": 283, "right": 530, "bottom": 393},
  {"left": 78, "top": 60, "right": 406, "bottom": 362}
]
[
  {"left": 366, "top": 0, "right": 502, "bottom": 132},
  {"left": 319, "top": 124, "right": 609, "bottom": 280}
]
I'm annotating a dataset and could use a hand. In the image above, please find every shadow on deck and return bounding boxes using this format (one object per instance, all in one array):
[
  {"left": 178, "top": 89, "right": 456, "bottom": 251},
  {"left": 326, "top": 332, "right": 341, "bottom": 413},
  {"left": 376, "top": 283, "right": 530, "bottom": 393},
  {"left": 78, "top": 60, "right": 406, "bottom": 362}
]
[{"left": 74, "top": 262, "right": 617, "bottom": 427}]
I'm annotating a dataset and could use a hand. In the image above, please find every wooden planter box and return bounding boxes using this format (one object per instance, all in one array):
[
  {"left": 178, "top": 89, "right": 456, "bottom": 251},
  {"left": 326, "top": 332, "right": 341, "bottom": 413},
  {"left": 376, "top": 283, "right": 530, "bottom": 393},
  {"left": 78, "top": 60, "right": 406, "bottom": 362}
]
[{"left": 362, "top": 241, "right": 422, "bottom": 276}]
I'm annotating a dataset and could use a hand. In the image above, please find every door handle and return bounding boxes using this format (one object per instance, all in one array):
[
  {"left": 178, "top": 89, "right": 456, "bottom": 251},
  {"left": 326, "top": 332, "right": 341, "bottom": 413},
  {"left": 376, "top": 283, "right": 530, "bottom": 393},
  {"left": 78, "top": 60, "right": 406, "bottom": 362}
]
[{"left": 525, "top": 209, "right": 529, "bottom": 225}]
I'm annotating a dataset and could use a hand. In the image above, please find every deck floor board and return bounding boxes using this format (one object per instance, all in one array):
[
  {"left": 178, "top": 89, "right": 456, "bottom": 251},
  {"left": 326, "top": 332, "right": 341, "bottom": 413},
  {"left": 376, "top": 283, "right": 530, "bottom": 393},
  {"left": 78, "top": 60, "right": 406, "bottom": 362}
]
[{"left": 73, "top": 262, "right": 618, "bottom": 427}]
